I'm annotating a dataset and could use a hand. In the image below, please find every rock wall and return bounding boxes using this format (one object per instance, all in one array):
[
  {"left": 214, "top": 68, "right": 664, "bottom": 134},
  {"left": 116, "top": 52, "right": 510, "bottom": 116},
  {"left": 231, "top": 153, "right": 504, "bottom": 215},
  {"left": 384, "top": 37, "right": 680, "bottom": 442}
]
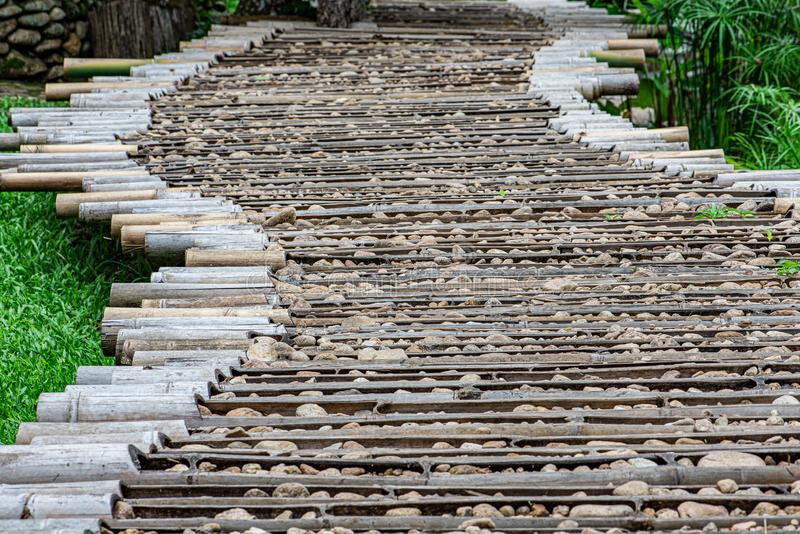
[{"left": 0, "top": 0, "right": 92, "bottom": 79}]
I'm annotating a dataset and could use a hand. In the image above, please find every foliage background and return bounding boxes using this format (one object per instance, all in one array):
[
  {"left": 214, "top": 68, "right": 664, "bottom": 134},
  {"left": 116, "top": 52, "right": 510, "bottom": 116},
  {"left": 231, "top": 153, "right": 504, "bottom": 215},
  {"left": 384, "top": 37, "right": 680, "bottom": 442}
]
[
  {"left": 0, "top": 97, "right": 150, "bottom": 443},
  {"left": 593, "top": 0, "right": 800, "bottom": 170}
]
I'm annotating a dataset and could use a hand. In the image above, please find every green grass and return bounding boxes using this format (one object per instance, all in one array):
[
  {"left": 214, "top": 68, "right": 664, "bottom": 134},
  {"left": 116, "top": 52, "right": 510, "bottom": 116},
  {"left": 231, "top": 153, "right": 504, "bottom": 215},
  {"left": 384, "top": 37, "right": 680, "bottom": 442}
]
[{"left": 0, "top": 96, "right": 150, "bottom": 443}]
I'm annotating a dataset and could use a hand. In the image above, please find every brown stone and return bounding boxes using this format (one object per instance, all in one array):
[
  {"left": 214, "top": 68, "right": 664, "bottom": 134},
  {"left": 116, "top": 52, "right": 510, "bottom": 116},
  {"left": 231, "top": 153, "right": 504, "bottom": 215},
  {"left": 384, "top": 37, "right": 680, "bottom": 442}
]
[{"left": 61, "top": 31, "right": 79, "bottom": 55}]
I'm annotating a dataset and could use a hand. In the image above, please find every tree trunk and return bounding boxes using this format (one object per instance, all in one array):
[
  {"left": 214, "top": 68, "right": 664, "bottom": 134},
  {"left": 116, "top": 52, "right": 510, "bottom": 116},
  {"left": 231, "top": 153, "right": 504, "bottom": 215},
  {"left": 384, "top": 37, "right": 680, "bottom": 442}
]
[
  {"left": 89, "top": 0, "right": 195, "bottom": 58},
  {"left": 317, "top": 0, "right": 364, "bottom": 28}
]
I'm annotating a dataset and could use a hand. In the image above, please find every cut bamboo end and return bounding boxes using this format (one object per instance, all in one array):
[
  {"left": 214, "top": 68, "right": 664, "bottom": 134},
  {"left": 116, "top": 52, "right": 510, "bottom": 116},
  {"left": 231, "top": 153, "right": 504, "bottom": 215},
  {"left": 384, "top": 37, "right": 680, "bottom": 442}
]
[
  {"left": 63, "top": 58, "right": 153, "bottom": 79},
  {"left": 655, "top": 126, "right": 690, "bottom": 143},
  {"left": 20, "top": 144, "right": 138, "bottom": 154},
  {"left": 56, "top": 190, "right": 158, "bottom": 218},
  {"left": 110, "top": 212, "right": 247, "bottom": 237},
  {"left": 185, "top": 248, "right": 287, "bottom": 270},
  {"left": 589, "top": 49, "right": 646, "bottom": 69},
  {"left": 607, "top": 38, "right": 659, "bottom": 57}
]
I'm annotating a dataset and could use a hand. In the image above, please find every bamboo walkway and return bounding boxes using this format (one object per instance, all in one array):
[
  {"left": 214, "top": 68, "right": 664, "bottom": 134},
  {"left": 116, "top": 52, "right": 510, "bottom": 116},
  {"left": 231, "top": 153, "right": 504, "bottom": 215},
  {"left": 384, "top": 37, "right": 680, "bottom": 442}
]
[{"left": 2, "top": 1, "right": 800, "bottom": 533}]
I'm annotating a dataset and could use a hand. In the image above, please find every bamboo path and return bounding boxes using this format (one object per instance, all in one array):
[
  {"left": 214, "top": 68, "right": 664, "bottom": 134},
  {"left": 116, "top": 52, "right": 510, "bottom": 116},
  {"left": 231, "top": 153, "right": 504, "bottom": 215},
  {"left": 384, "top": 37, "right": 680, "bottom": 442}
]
[{"left": 3, "top": 1, "right": 800, "bottom": 533}]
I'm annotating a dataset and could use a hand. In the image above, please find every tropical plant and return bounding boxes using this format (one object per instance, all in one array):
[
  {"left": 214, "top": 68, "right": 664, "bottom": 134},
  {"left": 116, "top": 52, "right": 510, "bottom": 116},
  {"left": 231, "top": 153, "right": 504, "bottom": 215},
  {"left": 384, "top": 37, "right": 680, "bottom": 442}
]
[
  {"left": 693, "top": 204, "right": 755, "bottom": 220},
  {"left": 776, "top": 259, "right": 800, "bottom": 277},
  {"left": 606, "top": 0, "right": 800, "bottom": 169}
]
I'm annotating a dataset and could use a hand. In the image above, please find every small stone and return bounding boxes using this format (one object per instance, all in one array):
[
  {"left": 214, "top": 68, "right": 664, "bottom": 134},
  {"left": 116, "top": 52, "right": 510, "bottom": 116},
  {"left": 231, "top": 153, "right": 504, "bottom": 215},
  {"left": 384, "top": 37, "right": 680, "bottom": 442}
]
[
  {"left": 293, "top": 334, "right": 316, "bottom": 347},
  {"left": 265, "top": 207, "right": 296, "bottom": 226},
  {"left": 225, "top": 407, "right": 262, "bottom": 417},
  {"left": 677, "top": 501, "right": 728, "bottom": 518},
  {"left": 472, "top": 503, "right": 503, "bottom": 518},
  {"left": 48, "top": 6, "right": 64, "bottom": 20},
  {"left": 0, "top": 49, "right": 46, "bottom": 76},
  {"left": 698, "top": 451, "right": 765, "bottom": 468},
  {"left": 42, "top": 21, "right": 64, "bottom": 36},
  {"left": 273, "top": 482, "right": 310, "bottom": 498},
  {"left": 717, "top": 479, "right": 738, "bottom": 493},
  {"left": 74, "top": 20, "right": 87, "bottom": 38},
  {"left": 61, "top": 31, "right": 79, "bottom": 55},
  {"left": 244, "top": 488, "right": 268, "bottom": 497},
  {"left": 0, "top": 18, "right": 16, "bottom": 38},
  {"left": 113, "top": 500, "right": 135, "bottom": 519},
  {"left": 569, "top": 504, "right": 634, "bottom": 518},
  {"left": 253, "top": 440, "right": 297, "bottom": 453},
  {"left": 296, "top": 403, "right": 327, "bottom": 417},
  {"left": 18, "top": 12, "right": 49, "bottom": 27},
  {"left": 8, "top": 28, "right": 41, "bottom": 46},
  {"left": 166, "top": 463, "right": 189, "bottom": 472},
  {"left": 459, "top": 518, "right": 496, "bottom": 529},
  {"left": 752, "top": 502, "right": 779, "bottom": 515},
  {"left": 773, "top": 394, "right": 800, "bottom": 405},
  {"left": 23, "top": 0, "right": 54, "bottom": 10},
  {"left": 613, "top": 480, "right": 649, "bottom": 496},
  {"left": 385, "top": 507, "right": 422, "bottom": 516},
  {"left": 34, "top": 38, "right": 60, "bottom": 53},
  {"left": 247, "top": 341, "right": 277, "bottom": 362},
  {"left": 543, "top": 277, "right": 576, "bottom": 291},
  {"left": 214, "top": 508, "right": 254, "bottom": 520},
  {"left": 0, "top": 3, "right": 22, "bottom": 18},
  {"left": 45, "top": 64, "right": 63, "bottom": 81},
  {"left": 357, "top": 347, "right": 407, "bottom": 362}
]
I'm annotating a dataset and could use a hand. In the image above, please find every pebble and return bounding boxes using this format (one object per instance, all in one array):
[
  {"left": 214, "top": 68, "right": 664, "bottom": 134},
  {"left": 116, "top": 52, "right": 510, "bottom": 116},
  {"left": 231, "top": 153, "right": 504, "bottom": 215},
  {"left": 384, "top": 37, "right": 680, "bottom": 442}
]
[
  {"left": 773, "top": 394, "right": 800, "bottom": 405},
  {"left": 385, "top": 507, "right": 422, "bottom": 516},
  {"left": 225, "top": 407, "right": 262, "bottom": 417},
  {"left": 677, "top": 501, "right": 729, "bottom": 518},
  {"left": 568, "top": 504, "right": 634, "bottom": 518},
  {"left": 253, "top": 440, "right": 298, "bottom": 453},
  {"left": 612, "top": 480, "right": 649, "bottom": 496},
  {"left": 273, "top": 482, "right": 310, "bottom": 498},
  {"left": 214, "top": 508, "right": 255, "bottom": 520},
  {"left": 296, "top": 403, "right": 327, "bottom": 417},
  {"left": 697, "top": 451, "right": 766, "bottom": 468},
  {"left": 716, "top": 479, "right": 738, "bottom": 493},
  {"left": 472, "top": 503, "right": 503, "bottom": 518}
]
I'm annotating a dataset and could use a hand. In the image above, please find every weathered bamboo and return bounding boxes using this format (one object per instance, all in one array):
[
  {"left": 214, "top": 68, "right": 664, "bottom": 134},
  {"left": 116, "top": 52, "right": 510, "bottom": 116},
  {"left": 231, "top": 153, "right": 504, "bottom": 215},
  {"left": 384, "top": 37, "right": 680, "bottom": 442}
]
[
  {"left": 110, "top": 212, "right": 247, "bottom": 237},
  {"left": 20, "top": 144, "right": 138, "bottom": 154},
  {"left": 607, "top": 38, "right": 659, "bottom": 56},
  {"left": 0, "top": 444, "right": 140, "bottom": 483},
  {"left": 109, "top": 282, "right": 277, "bottom": 307},
  {"left": 184, "top": 248, "right": 288, "bottom": 270},
  {"left": 45, "top": 82, "right": 175, "bottom": 101},
  {"left": 0, "top": 170, "right": 149, "bottom": 192}
]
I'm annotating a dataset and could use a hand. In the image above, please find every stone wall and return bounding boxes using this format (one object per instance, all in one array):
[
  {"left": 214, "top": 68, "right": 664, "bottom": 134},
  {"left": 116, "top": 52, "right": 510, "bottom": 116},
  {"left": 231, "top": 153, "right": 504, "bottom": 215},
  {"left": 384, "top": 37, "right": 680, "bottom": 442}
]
[{"left": 0, "top": 0, "right": 93, "bottom": 79}]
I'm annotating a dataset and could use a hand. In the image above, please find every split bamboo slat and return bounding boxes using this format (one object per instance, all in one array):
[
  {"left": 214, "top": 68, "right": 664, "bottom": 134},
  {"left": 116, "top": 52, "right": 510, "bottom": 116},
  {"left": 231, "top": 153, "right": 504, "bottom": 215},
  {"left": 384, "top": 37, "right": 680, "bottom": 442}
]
[{"left": 2, "top": 0, "right": 800, "bottom": 533}]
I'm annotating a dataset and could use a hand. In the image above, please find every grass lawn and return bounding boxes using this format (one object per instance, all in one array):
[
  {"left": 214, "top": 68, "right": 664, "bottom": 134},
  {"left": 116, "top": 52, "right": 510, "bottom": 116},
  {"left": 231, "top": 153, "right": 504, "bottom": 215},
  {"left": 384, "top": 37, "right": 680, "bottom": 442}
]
[{"left": 0, "top": 96, "right": 149, "bottom": 443}]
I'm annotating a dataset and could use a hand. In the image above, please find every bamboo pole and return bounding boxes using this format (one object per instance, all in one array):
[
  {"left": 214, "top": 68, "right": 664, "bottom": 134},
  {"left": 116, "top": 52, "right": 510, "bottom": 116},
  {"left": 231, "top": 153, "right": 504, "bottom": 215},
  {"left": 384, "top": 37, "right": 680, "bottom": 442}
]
[
  {"left": 56, "top": 190, "right": 159, "bottom": 217},
  {"left": 103, "top": 306, "right": 291, "bottom": 324},
  {"left": 589, "top": 49, "right": 646, "bottom": 69},
  {"left": 45, "top": 82, "right": 175, "bottom": 101},
  {"left": 20, "top": 144, "right": 138, "bottom": 154},
  {"left": 0, "top": 170, "right": 148, "bottom": 192},
  {"left": 110, "top": 212, "right": 247, "bottom": 237},
  {"left": 607, "top": 38, "right": 659, "bottom": 57},
  {"left": 184, "top": 248, "right": 287, "bottom": 270},
  {"left": 64, "top": 58, "right": 153, "bottom": 78},
  {"left": 120, "top": 221, "right": 247, "bottom": 250}
]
